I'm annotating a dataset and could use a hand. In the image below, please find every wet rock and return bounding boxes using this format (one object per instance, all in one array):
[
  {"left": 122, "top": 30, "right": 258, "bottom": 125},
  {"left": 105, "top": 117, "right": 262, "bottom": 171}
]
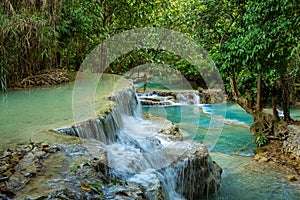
[
  {"left": 23, "top": 172, "right": 31, "bottom": 177},
  {"left": 0, "top": 141, "right": 62, "bottom": 198},
  {"left": 283, "top": 125, "right": 300, "bottom": 162},
  {"left": 0, "top": 188, "right": 15, "bottom": 199},
  {"left": 48, "top": 145, "right": 60, "bottom": 153},
  {"left": 290, "top": 153, "right": 297, "bottom": 160},
  {"left": 199, "top": 89, "right": 225, "bottom": 104},
  {"left": 32, "top": 150, "right": 47, "bottom": 158},
  {"left": 7, "top": 172, "right": 31, "bottom": 192},
  {"left": 260, "top": 157, "right": 270, "bottom": 162},
  {"left": 50, "top": 86, "right": 222, "bottom": 199},
  {"left": 42, "top": 147, "right": 50, "bottom": 153},
  {"left": 24, "top": 195, "right": 48, "bottom": 200},
  {"left": 0, "top": 165, "right": 8, "bottom": 172},
  {"left": 0, "top": 176, "right": 9, "bottom": 182},
  {"left": 40, "top": 139, "right": 220, "bottom": 200},
  {"left": 46, "top": 188, "right": 82, "bottom": 200},
  {"left": 40, "top": 142, "right": 49, "bottom": 149},
  {"left": 159, "top": 122, "right": 183, "bottom": 141},
  {"left": 11, "top": 153, "right": 20, "bottom": 163},
  {"left": 54, "top": 126, "right": 79, "bottom": 137},
  {"left": 176, "top": 143, "right": 222, "bottom": 199},
  {"left": 4, "top": 170, "right": 13, "bottom": 177},
  {"left": 127, "top": 170, "right": 164, "bottom": 200},
  {"left": 94, "top": 159, "right": 109, "bottom": 175},
  {"left": 137, "top": 89, "right": 226, "bottom": 105},
  {"left": 105, "top": 183, "right": 146, "bottom": 200}
]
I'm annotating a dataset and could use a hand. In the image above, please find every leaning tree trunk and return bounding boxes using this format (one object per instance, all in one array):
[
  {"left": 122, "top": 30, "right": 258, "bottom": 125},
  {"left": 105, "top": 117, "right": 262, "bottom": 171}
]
[
  {"left": 256, "top": 72, "right": 262, "bottom": 111},
  {"left": 229, "top": 73, "right": 286, "bottom": 140}
]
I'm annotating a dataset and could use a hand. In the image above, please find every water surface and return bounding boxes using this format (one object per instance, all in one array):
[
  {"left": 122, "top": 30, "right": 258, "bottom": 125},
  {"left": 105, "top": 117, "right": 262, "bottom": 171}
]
[
  {"left": 0, "top": 74, "right": 130, "bottom": 150},
  {"left": 142, "top": 104, "right": 300, "bottom": 199}
]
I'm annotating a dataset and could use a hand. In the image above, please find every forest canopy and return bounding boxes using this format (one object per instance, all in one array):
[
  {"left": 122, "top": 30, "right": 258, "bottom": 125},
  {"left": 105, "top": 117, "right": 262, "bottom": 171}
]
[{"left": 1, "top": 0, "right": 299, "bottom": 126}]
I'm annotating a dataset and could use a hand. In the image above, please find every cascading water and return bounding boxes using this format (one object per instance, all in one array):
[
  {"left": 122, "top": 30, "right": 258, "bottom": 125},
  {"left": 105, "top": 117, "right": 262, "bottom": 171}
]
[
  {"left": 175, "top": 91, "right": 200, "bottom": 105},
  {"left": 56, "top": 86, "right": 221, "bottom": 199},
  {"left": 138, "top": 90, "right": 201, "bottom": 106}
]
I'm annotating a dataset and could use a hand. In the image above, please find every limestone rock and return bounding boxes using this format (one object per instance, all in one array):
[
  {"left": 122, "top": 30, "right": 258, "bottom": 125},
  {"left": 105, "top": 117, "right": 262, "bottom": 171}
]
[
  {"left": 159, "top": 122, "right": 183, "bottom": 141},
  {"left": 199, "top": 89, "right": 225, "bottom": 104},
  {"left": 283, "top": 125, "right": 300, "bottom": 163},
  {"left": 0, "top": 142, "right": 61, "bottom": 197}
]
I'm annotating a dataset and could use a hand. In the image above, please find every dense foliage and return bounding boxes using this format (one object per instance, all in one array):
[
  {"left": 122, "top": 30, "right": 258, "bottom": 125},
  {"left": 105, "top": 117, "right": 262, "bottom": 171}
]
[
  {"left": 0, "top": 0, "right": 106, "bottom": 90},
  {"left": 1, "top": 1, "right": 299, "bottom": 131},
  {"left": 194, "top": 0, "right": 299, "bottom": 140}
]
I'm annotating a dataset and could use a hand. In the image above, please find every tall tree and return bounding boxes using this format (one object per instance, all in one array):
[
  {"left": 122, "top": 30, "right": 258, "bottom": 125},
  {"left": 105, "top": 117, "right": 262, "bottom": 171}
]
[{"left": 196, "top": 0, "right": 299, "bottom": 141}]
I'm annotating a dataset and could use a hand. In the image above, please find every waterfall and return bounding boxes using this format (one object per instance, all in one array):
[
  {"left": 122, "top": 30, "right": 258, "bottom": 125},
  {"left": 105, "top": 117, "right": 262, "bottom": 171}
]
[
  {"left": 54, "top": 86, "right": 221, "bottom": 199},
  {"left": 175, "top": 91, "right": 200, "bottom": 105},
  {"left": 55, "top": 87, "right": 139, "bottom": 144},
  {"left": 193, "top": 91, "right": 201, "bottom": 104},
  {"left": 138, "top": 90, "right": 201, "bottom": 106}
]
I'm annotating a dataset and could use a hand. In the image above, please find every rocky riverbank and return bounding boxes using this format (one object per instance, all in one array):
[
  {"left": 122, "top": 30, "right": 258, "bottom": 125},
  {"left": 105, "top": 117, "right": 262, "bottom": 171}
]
[
  {"left": 0, "top": 140, "right": 146, "bottom": 199},
  {"left": 284, "top": 125, "right": 300, "bottom": 163},
  {"left": 11, "top": 69, "right": 75, "bottom": 89},
  {"left": 0, "top": 122, "right": 222, "bottom": 199},
  {"left": 254, "top": 124, "right": 300, "bottom": 182},
  {"left": 0, "top": 141, "right": 60, "bottom": 199}
]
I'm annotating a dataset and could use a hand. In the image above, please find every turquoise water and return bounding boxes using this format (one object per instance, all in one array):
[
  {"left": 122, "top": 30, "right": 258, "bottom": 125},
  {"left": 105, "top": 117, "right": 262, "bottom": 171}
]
[
  {"left": 1, "top": 79, "right": 300, "bottom": 199},
  {"left": 143, "top": 103, "right": 256, "bottom": 155},
  {"left": 143, "top": 104, "right": 300, "bottom": 199},
  {"left": 0, "top": 84, "right": 74, "bottom": 148},
  {"left": 0, "top": 74, "right": 130, "bottom": 150},
  {"left": 290, "top": 105, "right": 300, "bottom": 119},
  {"left": 207, "top": 153, "right": 300, "bottom": 200}
]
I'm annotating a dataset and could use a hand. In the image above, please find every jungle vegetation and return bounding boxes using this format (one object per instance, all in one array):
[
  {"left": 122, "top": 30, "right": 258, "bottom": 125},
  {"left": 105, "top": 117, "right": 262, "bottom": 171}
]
[{"left": 1, "top": 0, "right": 299, "bottom": 141}]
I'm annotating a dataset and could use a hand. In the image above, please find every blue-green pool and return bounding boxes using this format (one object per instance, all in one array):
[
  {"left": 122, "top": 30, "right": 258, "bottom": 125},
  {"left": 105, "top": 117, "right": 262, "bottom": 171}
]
[{"left": 142, "top": 104, "right": 300, "bottom": 199}]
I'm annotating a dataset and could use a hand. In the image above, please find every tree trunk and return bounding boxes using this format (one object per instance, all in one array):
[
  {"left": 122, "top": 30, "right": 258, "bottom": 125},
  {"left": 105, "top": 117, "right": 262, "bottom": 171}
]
[
  {"left": 256, "top": 72, "right": 262, "bottom": 111},
  {"left": 229, "top": 73, "right": 275, "bottom": 137},
  {"left": 229, "top": 74, "right": 254, "bottom": 114},
  {"left": 281, "top": 76, "right": 293, "bottom": 122}
]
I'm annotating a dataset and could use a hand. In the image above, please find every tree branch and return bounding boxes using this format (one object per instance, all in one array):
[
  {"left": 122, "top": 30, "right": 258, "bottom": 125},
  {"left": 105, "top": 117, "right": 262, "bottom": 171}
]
[{"left": 229, "top": 73, "right": 254, "bottom": 114}]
